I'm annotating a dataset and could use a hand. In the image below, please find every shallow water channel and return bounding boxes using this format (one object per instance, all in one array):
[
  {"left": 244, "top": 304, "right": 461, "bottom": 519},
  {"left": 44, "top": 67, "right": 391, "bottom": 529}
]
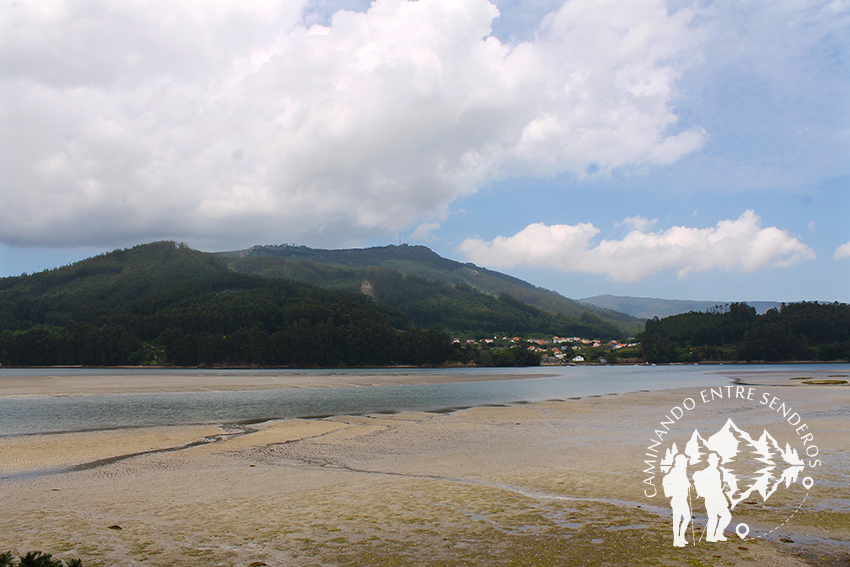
[{"left": 0, "top": 364, "right": 839, "bottom": 437}]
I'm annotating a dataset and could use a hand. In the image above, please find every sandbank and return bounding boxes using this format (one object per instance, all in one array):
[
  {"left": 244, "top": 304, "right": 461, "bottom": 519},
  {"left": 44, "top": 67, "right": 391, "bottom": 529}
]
[
  {"left": 713, "top": 366, "right": 850, "bottom": 388},
  {"left": 1, "top": 377, "right": 847, "bottom": 566},
  {"left": 0, "top": 369, "right": 557, "bottom": 397}
]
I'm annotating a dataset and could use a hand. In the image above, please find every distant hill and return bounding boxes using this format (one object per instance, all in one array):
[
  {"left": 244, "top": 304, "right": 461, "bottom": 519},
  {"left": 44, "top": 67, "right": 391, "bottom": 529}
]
[
  {"left": 0, "top": 242, "right": 639, "bottom": 368},
  {"left": 580, "top": 294, "right": 783, "bottom": 320},
  {"left": 219, "top": 244, "right": 639, "bottom": 335}
]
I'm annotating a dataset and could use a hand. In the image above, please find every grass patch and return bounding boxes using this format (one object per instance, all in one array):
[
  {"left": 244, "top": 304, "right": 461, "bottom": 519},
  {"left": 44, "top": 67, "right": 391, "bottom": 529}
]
[
  {"left": 1, "top": 551, "right": 82, "bottom": 567},
  {"left": 801, "top": 379, "right": 848, "bottom": 385}
]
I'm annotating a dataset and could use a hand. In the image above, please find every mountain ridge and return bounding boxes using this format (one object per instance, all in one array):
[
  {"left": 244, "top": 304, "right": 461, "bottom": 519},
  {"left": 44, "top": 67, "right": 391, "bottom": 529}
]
[
  {"left": 219, "top": 243, "right": 640, "bottom": 333},
  {"left": 0, "top": 242, "right": 634, "bottom": 368},
  {"left": 0, "top": 241, "right": 459, "bottom": 367},
  {"left": 580, "top": 294, "right": 782, "bottom": 320}
]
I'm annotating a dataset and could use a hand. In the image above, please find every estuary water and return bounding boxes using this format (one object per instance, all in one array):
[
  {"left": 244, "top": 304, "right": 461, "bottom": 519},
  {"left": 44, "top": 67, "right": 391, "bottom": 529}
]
[{"left": 0, "top": 364, "right": 841, "bottom": 437}]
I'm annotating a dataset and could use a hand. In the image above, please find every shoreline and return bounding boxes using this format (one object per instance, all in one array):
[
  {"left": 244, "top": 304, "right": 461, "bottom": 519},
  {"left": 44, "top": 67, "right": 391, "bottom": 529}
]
[
  {"left": 1, "top": 382, "right": 847, "bottom": 566},
  {"left": 0, "top": 369, "right": 561, "bottom": 398},
  {"left": 3, "top": 358, "right": 846, "bottom": 370},
  {"left": 2, "top": 362, "right": 847, "bottom": 399}
]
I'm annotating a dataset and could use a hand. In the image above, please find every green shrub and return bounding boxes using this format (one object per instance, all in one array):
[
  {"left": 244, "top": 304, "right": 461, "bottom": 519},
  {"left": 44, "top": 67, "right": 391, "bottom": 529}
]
[{"left": 1, "top": 552, "right": 81, "bottom": 567}]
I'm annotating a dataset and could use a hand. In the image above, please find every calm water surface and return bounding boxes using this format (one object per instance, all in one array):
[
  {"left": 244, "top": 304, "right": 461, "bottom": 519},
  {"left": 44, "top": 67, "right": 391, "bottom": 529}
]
[{"left": 1, "top": 364, "right": 844, "bottom": 437}]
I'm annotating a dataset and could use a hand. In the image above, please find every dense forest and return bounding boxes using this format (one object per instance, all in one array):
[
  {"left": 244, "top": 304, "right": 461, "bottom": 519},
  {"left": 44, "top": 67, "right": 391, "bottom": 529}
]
[
  {"left": 330, "top": 267, "right": 622, "bottom": 339},
  {"left": 0, "top": 241, "right": 632, "bottom": 368},
  {"left": 638, "top": 302, "right": 850, "bottom": 363},
  {"left": 227, "top": 255, "right": 624, "bottom": 339},
  {"left": 0, "top": 242, "right": 455, "bottom": 367},
  {"left": 0, "top": 240, "right": 626, "bottom": 367},
  {"left": 221, "top": 244, "right": 637, "bottom": 335}
]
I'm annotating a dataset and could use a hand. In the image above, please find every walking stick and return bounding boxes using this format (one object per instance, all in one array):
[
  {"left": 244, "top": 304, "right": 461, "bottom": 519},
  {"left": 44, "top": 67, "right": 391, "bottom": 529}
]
[{"left": 688, "top": 485, "right": 695, "bottom": 545}]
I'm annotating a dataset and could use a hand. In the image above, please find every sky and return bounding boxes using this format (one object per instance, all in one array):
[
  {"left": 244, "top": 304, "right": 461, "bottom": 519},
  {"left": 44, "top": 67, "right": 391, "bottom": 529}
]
[{"left": 1, "top": 0, "right": 848, "bottom": 303}]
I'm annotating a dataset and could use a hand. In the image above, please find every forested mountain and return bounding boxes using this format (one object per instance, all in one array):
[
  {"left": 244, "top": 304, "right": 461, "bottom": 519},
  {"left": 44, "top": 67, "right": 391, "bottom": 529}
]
[
  {"left": 0, "top": 242, "right": 449, "bottom": 367},
  {"left": 638, "top": 302, "right": 850, "bottom": 363},
  {"left": 220, "top": 243, "right": 638, "bottom": 333},
  {"left": 580, "top": 294, "right": 781, "bottom": 320},
  {"left": 6, "top": 242, "right": 842, "bottom": 367},
  {"left": 0, "top": 241, "right": 629, "bottom": 367}
]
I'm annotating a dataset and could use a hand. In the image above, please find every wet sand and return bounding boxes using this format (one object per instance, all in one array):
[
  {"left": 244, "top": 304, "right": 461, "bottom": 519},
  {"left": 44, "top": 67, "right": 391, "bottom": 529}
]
[
  {"left": 0, "top": 370, "right": 556, "bottom": 397},
  {"left": 1, "top": 370, "right": 848, "bottom": 566}
]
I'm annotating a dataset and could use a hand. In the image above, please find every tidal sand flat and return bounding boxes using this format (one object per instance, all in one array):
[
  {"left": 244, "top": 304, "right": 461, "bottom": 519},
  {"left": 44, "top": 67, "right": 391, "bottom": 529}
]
[
  {"left": 1, "top": 375, "right": 848, "bottom": 566},
  {"left": 0, "top": 370, "right": 558, "bottom": 397}
]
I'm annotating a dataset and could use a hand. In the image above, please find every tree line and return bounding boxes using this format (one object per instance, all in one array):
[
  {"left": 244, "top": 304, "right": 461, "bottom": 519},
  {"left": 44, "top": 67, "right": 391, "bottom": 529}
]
[
  {"left": 638, "top": 302, "right": 850, "bottom": 363},
  {"left": 0, "top": 280, "right": 454, "bottom": 367}
]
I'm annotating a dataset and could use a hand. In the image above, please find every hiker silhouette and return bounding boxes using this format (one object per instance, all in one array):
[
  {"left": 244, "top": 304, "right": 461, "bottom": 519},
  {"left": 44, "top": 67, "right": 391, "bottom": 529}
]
[
  {"left": 662, "top": 453, "right": 691, "bottom": 547},
  {"left": 693, "top": 452, "right": 731, "bottom": 542}
]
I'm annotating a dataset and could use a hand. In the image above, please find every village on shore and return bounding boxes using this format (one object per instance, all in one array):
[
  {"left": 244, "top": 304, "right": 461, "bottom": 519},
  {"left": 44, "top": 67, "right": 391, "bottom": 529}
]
[{"left": 453, "top": 335, "right": 642, "bottom": 365}]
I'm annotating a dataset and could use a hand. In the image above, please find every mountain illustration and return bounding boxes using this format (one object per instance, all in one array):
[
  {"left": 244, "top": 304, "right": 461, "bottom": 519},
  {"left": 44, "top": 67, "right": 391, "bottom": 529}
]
[
  {"left": 684, "top": 430, "right": 710, "bottom": 465},
  {"left": 661, "top": 419, "right": 806, "bottom": 510},
  {"left": 705, "top": 419, "right": 752, "bottom": 463},
  {"left": 659, "top": 442, "right": 680, "bottom": 474},
  {"left": 751, "top": 430, "right": 780, "bottom": 465}
]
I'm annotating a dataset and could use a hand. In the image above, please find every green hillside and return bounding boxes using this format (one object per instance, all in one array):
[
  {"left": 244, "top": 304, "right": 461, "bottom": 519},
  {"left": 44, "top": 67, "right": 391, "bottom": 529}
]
[
  {"left": 220, "top": 244, "right": 638, "bottom": 334},
  {"left": 0, "top": 241, "right": 235, "bottom": 330},
  {"left": 0, "top": 241, "right": 632, "bottom": 368},
  {"left": 0, "top": 242, "right": 449, "bottom": 367}
]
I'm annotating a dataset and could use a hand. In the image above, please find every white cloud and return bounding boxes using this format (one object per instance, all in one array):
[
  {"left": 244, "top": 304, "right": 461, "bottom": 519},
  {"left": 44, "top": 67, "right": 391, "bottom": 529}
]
[
  {"left": 458, "top": 211, "right": 817, "bottom": 282},
  {"left": 835, "top": 242, "right": 850, "bottom": 260},
  {"left": 1, "top": 0, "right": 705, "bottom": 247},
  {"left": 409, "top": 222, "right": 441, "bottom": 241}
]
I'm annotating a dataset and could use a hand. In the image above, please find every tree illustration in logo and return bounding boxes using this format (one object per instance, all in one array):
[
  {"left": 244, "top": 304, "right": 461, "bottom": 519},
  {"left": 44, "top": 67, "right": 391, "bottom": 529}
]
[{"left": 660, "top": 418, "right": 805, "bottom": 546}]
